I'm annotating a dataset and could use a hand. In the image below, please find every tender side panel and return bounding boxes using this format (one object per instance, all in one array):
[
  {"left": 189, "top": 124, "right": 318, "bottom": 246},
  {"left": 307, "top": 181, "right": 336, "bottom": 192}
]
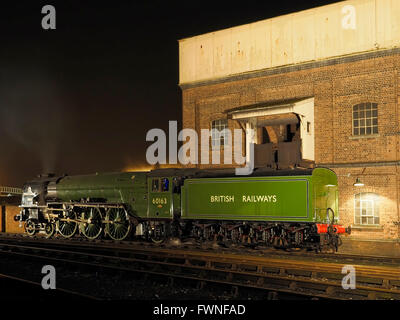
[
  {"left": 182, "top": 177, "right": 313, "bottom": 222},
  {"left": 312, "top": 168, "right": 339, "bottom": 223}
]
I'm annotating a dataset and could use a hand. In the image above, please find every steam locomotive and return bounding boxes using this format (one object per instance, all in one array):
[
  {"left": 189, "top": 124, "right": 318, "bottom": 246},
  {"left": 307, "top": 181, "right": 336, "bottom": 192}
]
[{"left": 15, "top": 167, "right": 350, "bottom": 251}]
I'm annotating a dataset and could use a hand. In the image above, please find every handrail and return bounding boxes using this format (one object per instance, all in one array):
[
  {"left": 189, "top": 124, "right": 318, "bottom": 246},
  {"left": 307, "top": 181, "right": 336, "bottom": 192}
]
[{"left": 0, "top": 186, "right": 23, "bottom": 195}]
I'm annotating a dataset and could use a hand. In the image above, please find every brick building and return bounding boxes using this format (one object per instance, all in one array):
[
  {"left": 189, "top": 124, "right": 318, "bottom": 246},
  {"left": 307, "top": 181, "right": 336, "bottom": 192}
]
[
  {"left": 0, "top": 187, "right": 23, "bottom": 234},
  {"left": 178, "top": 0, "right": 400, "bottom": 249}
]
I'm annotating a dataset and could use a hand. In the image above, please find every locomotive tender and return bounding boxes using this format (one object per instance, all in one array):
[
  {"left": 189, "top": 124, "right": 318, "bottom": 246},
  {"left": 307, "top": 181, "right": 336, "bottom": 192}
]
[{"left": 15, "top": 167, "right": 350, "bottom": 251}]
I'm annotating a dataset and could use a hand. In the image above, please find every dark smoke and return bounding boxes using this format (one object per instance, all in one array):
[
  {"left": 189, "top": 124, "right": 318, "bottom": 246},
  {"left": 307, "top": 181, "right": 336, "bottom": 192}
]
[{"left": 0, "top": 67, "right": 69, "bottom": 174}]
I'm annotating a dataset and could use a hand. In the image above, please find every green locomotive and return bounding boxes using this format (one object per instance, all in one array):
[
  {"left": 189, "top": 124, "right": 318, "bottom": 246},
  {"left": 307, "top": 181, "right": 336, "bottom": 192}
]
[{"left": 15, "top": 167, "right": 350, "bottom": 251}]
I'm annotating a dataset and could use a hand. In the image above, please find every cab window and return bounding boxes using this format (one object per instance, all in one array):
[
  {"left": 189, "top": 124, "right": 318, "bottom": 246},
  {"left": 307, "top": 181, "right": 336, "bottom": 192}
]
[
  {"left": 161, "top": 178, "right": 169, "bottom": 192},
  {"left": 151, "top": 179, "right": 159, "bottom": 192}
]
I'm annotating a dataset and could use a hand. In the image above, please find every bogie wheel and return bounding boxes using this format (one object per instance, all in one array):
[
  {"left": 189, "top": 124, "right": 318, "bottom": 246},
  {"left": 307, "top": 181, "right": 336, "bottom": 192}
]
[
  {"left": 44, "top": 223, "right": 55, "bottom": 238},
  {"left": 231, "top": 228, "right": 240, "bottom": 244},
  {"left": 25, "top": 219, "right": 36, "bottom": 236},
  {"left": 105, "top": 207, "right": 131, "bottom": 241},
  {"left": 262, "top": 229, "right": 273, "bottom": 246},
  {"left": 57, "top": 209, "right": 78, "bottom": 238},
  {"left": 80, "top": 208, "right": 103, "bottom": 240},
  {"left": 151, "top": 237, "right": 165, "bottom": 244}
]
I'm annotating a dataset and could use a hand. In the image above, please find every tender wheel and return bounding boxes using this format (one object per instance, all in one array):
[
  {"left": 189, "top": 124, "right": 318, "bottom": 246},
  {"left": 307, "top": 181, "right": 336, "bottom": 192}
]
[
  {"left": 57, "top": 210, "right": 78, "bottom": 238},
  {"left": 231, "top": 228, "right": 240, "bottom": 244},
  {"left": 80, "top": 208, "right": 103, "bottom": 240},
  {"left": 44, "top": 222, "right": 55, "bottom": 238},
  {"left": 262, "top": 229, "right": 273, "bottom": 246},
  {"left": 105, "top": 207, "right": 131, "bottom": 241},
  {"left": 25, "top": 219, "right": 36, "bottom": 236}
]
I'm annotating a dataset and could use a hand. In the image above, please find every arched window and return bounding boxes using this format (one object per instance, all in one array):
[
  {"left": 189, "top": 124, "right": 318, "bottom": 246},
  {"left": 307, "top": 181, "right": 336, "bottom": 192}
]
[
  {"left": 354, "top": 193, "right": 380, "bottom": 225},
  {"left": 352, "top": 103, "right": 378, "bottom": 136}
]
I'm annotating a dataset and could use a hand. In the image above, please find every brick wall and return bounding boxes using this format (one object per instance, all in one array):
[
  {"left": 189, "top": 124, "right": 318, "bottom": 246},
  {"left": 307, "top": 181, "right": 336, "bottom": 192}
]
[
  {"left": 181, "top": 51, "right": 400, "bottom": 241},
  {"left": 0, "top": 205, "right": 24, "bottom": 234}
]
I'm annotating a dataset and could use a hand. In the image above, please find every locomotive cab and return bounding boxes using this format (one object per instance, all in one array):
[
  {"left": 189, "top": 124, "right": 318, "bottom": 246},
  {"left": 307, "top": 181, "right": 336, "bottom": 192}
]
[{"left": 147, "top": 176, "right": 182, "bottom": 220}]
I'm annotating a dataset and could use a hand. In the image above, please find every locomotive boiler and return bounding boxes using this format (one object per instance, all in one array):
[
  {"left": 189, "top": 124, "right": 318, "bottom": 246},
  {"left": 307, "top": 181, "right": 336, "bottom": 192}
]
[{"left": 15, "top": 167, "right": 350, "bottom": 251}]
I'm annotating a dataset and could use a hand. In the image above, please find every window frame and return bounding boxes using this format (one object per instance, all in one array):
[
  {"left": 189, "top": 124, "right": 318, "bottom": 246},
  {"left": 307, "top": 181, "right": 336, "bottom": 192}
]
[
  {"left": 211, "top": 119, "right": 229, "bottom": 149},
  {"left": 151, "top": 178, "right": 171, "bottom": 193},
  {"left": 161, "top": 178, "right": 169, "bottom": 192},
  {"left": 352, "top": 103, "right": 378, "bottom": 137},
  {"left": 151, "top": 179, "right": 160, "bottom": 192},
  {"left": 354, "top": 192, "right": 380, "bottom": 226}
]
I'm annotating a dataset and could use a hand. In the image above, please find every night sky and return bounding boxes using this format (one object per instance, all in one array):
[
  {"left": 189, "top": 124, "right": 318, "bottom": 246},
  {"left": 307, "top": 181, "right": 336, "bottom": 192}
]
[{"left": 0, "top": 0, "right": 341, "bottom": 186}]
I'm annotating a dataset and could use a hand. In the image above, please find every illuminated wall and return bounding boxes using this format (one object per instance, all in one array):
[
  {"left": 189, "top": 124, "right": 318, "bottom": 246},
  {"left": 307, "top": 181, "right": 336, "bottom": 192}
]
[
  {"left": 179, "top": 0, "right": 400, "bottom": 241},
  {"left": 179, "top": 0, "right": 400, "bottom": 84}
]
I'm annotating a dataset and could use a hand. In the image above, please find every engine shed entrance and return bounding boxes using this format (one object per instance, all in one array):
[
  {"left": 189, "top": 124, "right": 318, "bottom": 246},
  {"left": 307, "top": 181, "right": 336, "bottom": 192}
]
[{"left": 226, "top": 97, "right": 315, "bottom": 169}]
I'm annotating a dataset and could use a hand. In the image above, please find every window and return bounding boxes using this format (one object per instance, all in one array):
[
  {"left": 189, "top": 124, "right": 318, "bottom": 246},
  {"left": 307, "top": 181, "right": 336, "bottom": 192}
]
[
  {"left": 161, "top": 178, "right": 169, "bottom": 192},
  {"left": 354, "top": 193, "right": 380, "bottom": 225},
  {"left": 211, "top": 119, "right": 228, "bottom": 148},
  {"left": 152, "top": 178, "right": 169, "bottom": 192},
  {"left": 353, "top": 103, "right": 378, "bottom": 136},
  {"left": 151, "top": 179, "right": 159, "bottom": 192}
]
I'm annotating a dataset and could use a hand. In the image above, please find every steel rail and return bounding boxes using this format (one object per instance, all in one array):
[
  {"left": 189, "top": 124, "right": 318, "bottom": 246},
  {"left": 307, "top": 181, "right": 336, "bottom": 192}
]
[
  {"left": 0, "top": 241, "right": 398, "bottom": 300},
  {"left": 0, "top": 272, "right": 101, "bottom": 300},
  {"left": 0, "top": 243, "right": 344, "bottom": 300},
  {"left": 1, "top": 232, "right": 400, "bottom": 267}
]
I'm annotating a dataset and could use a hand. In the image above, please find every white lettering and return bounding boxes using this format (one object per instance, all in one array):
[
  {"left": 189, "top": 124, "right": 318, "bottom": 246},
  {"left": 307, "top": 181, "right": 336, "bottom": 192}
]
[
  {"left": 342, "top": 5, "right": 356, "bottom": 30},
  {"left": 198, "top": 305, "right": 246, "bottom": 315},
  {"left": 41, "top": 265, "right": 56, "bottom": 289},
  {"left": 178, "top": 128, "right": 198, "bottom": 165},
  {"left": 153, "top": 304, "right": 187, "bottom": 318},
  {"left": 41, "top": 5, "right": 56, "bottom": 30},
  {"left": 242, "top": 195, "right": 278, "bottom": 203},
  {"left": 210, "top": 195, "right": 235, "bottom": 203},
  {"left": 145, "top": 121, "right": 255, "bottom": 176},
  {"left": 146, "top": 129, "right": 167, "bottom": 165},
  {"left": 342, "top": 265, "right": 356, "bottom": 290}
]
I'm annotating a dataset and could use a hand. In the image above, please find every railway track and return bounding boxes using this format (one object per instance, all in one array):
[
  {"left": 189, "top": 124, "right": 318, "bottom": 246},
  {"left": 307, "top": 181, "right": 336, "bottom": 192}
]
[
  {"left": 1, "top": 232, "right": 400, "bottom": 267},
  {"left": 0, "top": 272, "right": 100, "bottom": 300},
  {"left": 0, "top": 233, "right": 399, "bottom": 300}
]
